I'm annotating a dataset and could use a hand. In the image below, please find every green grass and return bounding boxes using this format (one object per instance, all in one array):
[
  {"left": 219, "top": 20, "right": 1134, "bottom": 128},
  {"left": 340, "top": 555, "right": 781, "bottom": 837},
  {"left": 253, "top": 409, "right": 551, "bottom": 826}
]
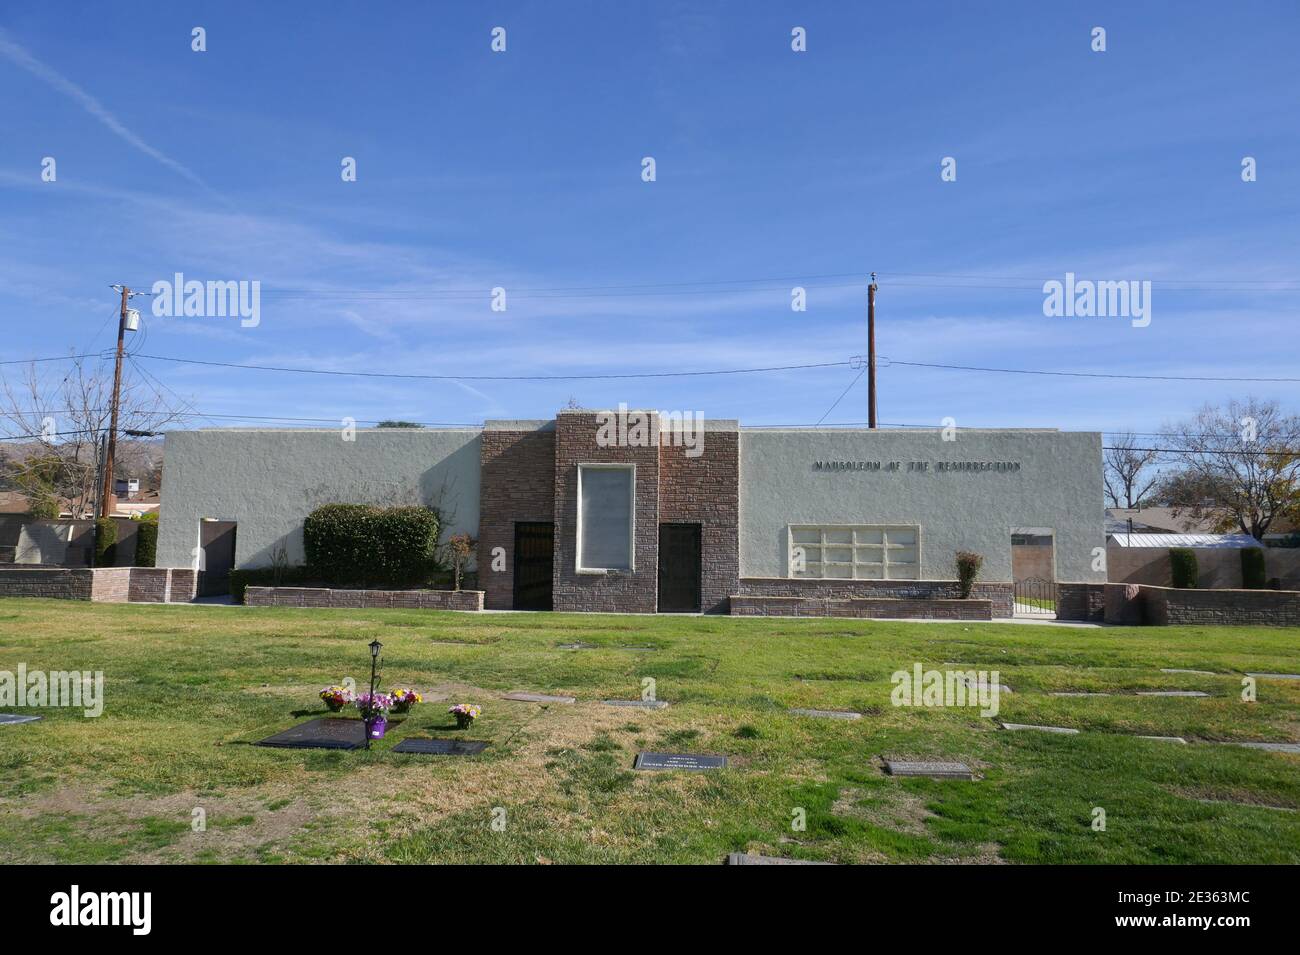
[{"left": 0, "top": 598, "right": 1297, "bottom": 864}]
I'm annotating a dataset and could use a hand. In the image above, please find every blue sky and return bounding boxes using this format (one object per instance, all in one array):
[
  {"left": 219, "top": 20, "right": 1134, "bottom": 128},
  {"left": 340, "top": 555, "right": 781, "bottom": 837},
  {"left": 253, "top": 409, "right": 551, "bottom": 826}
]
[{"left": 1, "top": 1, "right": 1297, "bottom": 435}]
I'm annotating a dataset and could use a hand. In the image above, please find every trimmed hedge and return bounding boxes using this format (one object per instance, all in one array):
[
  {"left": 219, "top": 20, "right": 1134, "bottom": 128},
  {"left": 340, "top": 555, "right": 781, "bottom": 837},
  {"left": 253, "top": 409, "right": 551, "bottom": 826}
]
[
  {"left": 303, "top": 503, "right": 440, "bottom": 588},
  {"left": 1169, "top": 548, "right": 1198, "bottom": 589},
  {"left": 1240, "top": 547, "right": 1266, "bottom": 589},
  {"left": 134, "top": 516, "right": 158, "bottom": 567},
  {"left": 93, "top": 517, "right": 117, "bottom": 567}
]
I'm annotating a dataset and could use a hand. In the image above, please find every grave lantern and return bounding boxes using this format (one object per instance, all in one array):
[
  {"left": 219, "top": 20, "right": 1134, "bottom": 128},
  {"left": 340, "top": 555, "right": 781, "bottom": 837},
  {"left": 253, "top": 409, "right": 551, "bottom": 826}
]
[{"left": 365, "top": 639, "right": 383, "bottom": 749}]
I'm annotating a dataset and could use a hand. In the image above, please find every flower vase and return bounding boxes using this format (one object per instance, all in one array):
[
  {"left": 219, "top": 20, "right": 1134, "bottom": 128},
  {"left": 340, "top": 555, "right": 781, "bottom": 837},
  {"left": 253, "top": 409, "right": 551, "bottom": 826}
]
[{"left": 366, "top": 715, "right": 388, "bottom": 739}]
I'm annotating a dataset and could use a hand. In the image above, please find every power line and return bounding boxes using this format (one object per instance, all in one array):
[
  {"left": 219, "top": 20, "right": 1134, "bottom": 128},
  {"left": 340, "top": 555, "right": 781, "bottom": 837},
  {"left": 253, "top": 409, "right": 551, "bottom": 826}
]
[
  {"left": 130, "top": 353, "right": 855, "bottom": 381},
  {"left": 881, "top": 358, "right": 1300, "bottom": 384}
]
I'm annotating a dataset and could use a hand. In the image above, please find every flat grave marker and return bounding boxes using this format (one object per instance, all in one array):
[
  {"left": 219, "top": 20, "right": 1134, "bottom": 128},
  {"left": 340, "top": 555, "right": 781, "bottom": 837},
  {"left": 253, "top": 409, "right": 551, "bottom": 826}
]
[
  {"left": 392, "top": 738, "right": 488, "bottom": 756},
  {"left": 257, "top": 717, "right": 366, "bottom": 750},
  {"left": 1161, "top": 668, "right": 1216, "bottom": 676},
  {"left": 1233, "top": 741, "right": 1300, "bottom": 754},
  {"left": 0, "top": 714, "right": 42, "bottom": 726},
  {"left": 1246, "top": 673, "right": 1300, "bottom": 681},
  {"left": 789, "top": 708, "right": 862, "bottom": 720},
  {"left": 884, "top": 760, "right": 976, "bottom": 781},
  {"left": 1137, "top": 735, "right": 1187, "bottom": 744},
  {"left": 503, "top": 692, "right": 576, "bottom": 704},
  {"left": 1050, "top": 692, "right": 1111, "bottom": 697},
  {"left": 726, "top": 852, "right": 834, "bottom": 865},
  {"left": 1196, "top": 798, "right": 1295, "bottom": 813},
  {"left": 1001, "top": 722, "right": 1079, "bottom": 735},
  {"left": 556, "top": 642, "right": 598, "bottom": 650},
  {"left": 633, "top": 752, "right": 727, "bottom": 772},
  {"left": 602, "top": 699, "right": 669, "bottom": 710},
  {"left": 1137, "top": 691, "right": 1209, "bottom": 697}
]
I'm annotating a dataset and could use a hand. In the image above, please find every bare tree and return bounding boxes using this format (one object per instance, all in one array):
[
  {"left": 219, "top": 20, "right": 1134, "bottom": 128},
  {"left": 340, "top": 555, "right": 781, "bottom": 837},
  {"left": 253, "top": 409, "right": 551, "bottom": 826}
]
[
  {"left": 0, "top": 353, "right": 180, "bottom": 517},
  {"left": 1157, "top": 398, "right": 1300, "bottom": 539},
  {"left": 1103, "top": 432, "right": 1161, "bottom": 508}
]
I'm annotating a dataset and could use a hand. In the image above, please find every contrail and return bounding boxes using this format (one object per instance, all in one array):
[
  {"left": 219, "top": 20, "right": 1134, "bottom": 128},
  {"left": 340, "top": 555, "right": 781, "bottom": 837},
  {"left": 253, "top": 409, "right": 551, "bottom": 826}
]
[{"left": 0, "top": 27, "right": 210, "bottom": 190}]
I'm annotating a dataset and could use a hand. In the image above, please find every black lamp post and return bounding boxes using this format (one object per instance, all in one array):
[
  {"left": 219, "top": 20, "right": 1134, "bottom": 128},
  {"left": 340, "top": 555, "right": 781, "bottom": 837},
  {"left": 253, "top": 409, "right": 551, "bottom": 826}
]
[{"left": 366, "top": 639, "right": 383, "bottom": 750}]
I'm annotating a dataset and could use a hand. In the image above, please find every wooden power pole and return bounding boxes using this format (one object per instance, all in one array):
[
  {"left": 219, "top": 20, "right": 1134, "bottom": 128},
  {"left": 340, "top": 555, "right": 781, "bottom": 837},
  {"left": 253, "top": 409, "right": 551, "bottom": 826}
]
[
  {"left": 99, "top": 285, "right": 130, "bottom": 518},
  {"left": 867, "top": 273, "right": 878, "bottom": 429}
]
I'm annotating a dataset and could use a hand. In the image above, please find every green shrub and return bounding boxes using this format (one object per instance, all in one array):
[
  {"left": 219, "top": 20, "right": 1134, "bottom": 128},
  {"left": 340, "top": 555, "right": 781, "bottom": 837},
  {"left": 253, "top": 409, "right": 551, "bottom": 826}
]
[
  {"left": 955, "top": 550, "right": 983, "bottom": 598},
  {"left": 1240, "top": 547, "right": 1266, "bottom": 589},
  {"left": 26, "top": 494, "right": 59, "bottom": 520},
  {"left": 1169, "top": 548, "right": 1198, "bottom": 588},
  {"left": 303, "top": 503, "right": 440, "bottom": 588},
  {"left": 134, "top": 515, "right": 158, "bottom": 567},
  {"left": 93, "top": 517, "right": 117, "bottom": 567}
]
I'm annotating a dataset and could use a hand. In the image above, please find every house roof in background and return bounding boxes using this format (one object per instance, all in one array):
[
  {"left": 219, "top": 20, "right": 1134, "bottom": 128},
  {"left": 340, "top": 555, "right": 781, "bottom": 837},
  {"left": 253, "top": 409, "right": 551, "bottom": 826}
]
[
  {"left": 1108, "top": 533, "right": 1259, "bottom": 548},
  {"left": 1105, "top": 507, "right": 1221, "bottom": 534}
]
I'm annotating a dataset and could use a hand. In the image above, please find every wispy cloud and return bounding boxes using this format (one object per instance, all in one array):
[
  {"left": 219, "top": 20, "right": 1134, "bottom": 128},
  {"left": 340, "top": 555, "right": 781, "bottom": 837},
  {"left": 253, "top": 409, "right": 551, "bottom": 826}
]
[{"left": 0, "top": 28, "right": 211, "bottom": 191}]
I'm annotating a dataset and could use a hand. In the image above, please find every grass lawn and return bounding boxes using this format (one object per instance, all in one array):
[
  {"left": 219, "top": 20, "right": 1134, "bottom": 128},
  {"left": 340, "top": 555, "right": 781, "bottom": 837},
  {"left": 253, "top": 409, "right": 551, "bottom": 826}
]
[{"left": 1, "top": 598, "right": 1297, "bottom": 864}]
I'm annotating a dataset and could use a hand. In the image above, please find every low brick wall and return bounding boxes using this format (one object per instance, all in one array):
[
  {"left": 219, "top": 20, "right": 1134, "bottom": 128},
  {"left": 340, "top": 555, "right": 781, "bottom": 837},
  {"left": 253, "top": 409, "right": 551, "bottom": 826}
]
[
  {"left": 0, "top": 566, "right": 95, "bottom": 599},
  {"left": 1142, "top": 585, "right": 1300, "bottom": 627},
  {"left": 0, "top": 565, "right": 197, "bottom": 603},
  {"left": 1057, "top": 582, "right": 1106, "bottom": 621},
  {"left": 735, "top": 577, "right": 1013, "bottom": 618},
  {"left": 244, "top": 586, "right": 485, "bottom": 611},
  {"left": 730, "top": 594, "right": 993, "bottom": 620},
  {"left": 88, "top": 567, "right": 132, "bottom": 603}
]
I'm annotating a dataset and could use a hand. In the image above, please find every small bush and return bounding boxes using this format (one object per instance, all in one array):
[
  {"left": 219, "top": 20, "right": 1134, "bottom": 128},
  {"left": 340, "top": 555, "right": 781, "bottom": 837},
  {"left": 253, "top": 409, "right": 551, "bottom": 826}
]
[
  {"left": 25, "top": 495, "right": 59, "bottom": 520},
  {"left": 1240, "top": 547, "right": 1266, "bottom": 589},
  {"left": 93, "top": 517, "right": 117, "bottom": 567},
  {"left": 955, "top": 550, "right": 983, "bottom": 598},
  {"left": 1169, "top": 548, "right": 1198, "bottom": 588},
  {"left": 134, "top": 513, "right": 158, "bottom": 567},
  {"left": 303, "top": 503, "right": 440, "bottom": 588}
]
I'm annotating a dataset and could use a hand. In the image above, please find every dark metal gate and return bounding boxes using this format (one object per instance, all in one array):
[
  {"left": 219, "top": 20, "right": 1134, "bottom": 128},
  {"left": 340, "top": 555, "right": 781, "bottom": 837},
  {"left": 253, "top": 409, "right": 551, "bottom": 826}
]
[
  {"left": 1013, "top": 577, "right": 1057, "bottom": 616},
  {"left": 657, "top": 523, "right": 701, "bottom": 613},
  {"left": 513, "top": 522, "right": 554, "bottom": 611}
]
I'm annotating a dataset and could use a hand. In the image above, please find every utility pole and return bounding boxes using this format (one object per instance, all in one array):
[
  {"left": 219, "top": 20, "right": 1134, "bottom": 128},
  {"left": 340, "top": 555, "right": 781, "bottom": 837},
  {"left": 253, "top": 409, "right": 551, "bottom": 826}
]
[
  {"left": 867, "top": 272, "right": 878, "bottom": 429},
  {"left": 99, "top": 285, "right": 130, "bottom": 519}
]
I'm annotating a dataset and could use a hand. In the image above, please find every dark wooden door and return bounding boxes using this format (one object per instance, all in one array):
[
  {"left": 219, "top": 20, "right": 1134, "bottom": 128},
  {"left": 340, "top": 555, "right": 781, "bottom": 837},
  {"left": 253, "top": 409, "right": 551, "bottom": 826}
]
[
  {"left": 198, "top": 521, "right": 237, "bottom": 597},
  {"left": 658, "top": 523, "right": 701, "bottom": 612},
  {"left": 513, "top": 522, "right": 554, "bottom": 611}
]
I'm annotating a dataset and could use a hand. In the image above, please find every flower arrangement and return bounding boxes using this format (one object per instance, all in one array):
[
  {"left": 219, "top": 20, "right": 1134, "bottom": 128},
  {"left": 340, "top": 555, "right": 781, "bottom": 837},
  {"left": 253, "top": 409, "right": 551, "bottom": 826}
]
[
  {"left": 319, "top": 685, "right": 355, "bottom": 712},
  {"left": 448, "top": 703, "right": 481, "bottom": 729},
  {"left": 354, "top": 691, "right": 394, "bottom": 720},
  {"left": 389, "top": 687, "right": 423, "bottom": 714}
]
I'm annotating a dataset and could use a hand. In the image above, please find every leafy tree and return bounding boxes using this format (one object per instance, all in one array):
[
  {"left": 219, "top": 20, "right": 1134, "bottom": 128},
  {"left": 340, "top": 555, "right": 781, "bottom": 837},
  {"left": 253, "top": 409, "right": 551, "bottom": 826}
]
[{"left": 1156, "top": 398, "right": 1300, "bottom": 540}]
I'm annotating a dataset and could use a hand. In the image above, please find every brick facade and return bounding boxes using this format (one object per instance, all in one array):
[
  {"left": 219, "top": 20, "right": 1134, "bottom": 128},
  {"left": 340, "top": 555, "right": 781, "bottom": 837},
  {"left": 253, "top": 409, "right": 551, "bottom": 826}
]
[
  {"left": 477, "top": 424, "right": 556, "bottom": 610},
  {"left": 552, "top": 411, "right": 660, "bottom": 613},
  {"left": 734, "top": 577, "right": 1015, "bottom": 619},
  {"left": 657, "top": 428, "right": 739, "bottom": 614},
  {"left": 245, "top": 586, "right": 484, "bottom": 611}
]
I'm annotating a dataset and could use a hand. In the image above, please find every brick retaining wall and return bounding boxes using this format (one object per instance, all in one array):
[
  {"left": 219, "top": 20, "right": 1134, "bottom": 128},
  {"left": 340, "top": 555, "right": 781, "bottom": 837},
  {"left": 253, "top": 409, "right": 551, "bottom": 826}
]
[
  {"left": 0, "top": 566, "right": 198, "bottom": 603},
  {"left": 1140, "top": 585, "right": 1300, "bottom": 627},
  {"left": 244, "top": 586, "right": 484, "bottom": 611},
  {"left": 735, "top": 577, "right": 1014, "bottom": 618},
  {"left": 1056, "top": 582, "right": 1106, "bottom": 621},
  {"left": 730, "top": 594, "right": 994, "bottom": 620}
]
